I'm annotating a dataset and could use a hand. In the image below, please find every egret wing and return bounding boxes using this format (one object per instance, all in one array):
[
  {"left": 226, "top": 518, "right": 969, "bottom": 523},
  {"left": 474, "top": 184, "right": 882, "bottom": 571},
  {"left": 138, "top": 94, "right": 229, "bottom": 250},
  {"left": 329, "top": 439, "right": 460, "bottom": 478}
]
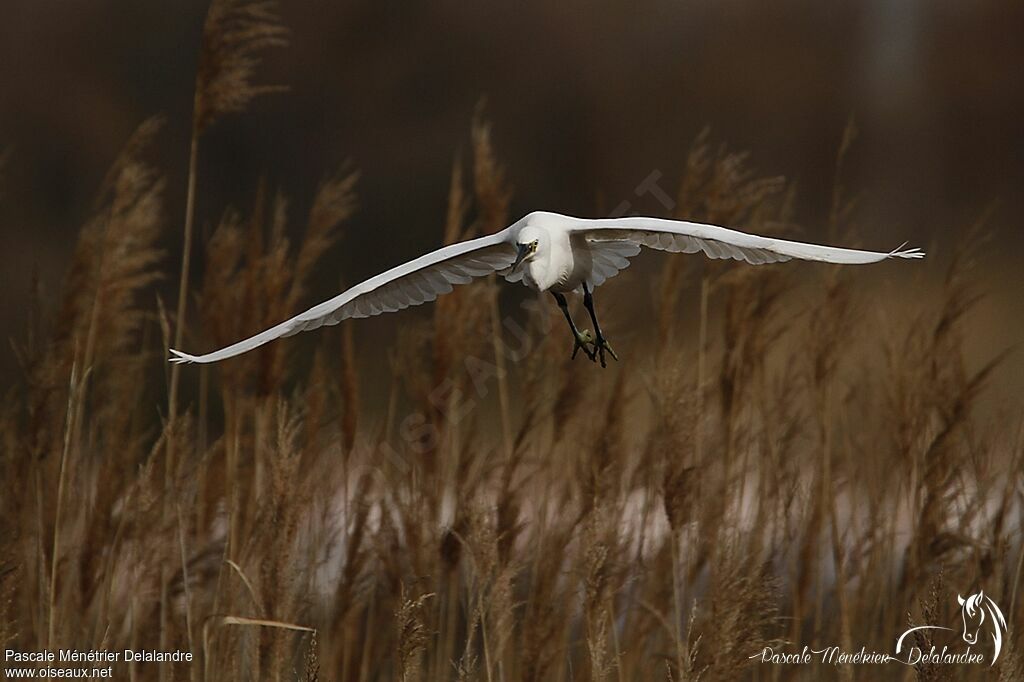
[
  {"left": 573, "top": 216, "right": 923, "bottom": 286},
  {"left": 585, "top": 239, "right": 642, "bottom": 287},
  {"left": 170, "top": 230, "right": 516, "bottom": 364}
]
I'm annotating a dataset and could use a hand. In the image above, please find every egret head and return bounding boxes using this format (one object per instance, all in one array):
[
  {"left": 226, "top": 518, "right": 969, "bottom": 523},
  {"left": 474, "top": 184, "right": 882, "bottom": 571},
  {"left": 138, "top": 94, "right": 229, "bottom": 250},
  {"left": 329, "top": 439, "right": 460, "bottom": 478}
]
[{"left": 511, "top": 226, "right": 544, "bottom": 273}]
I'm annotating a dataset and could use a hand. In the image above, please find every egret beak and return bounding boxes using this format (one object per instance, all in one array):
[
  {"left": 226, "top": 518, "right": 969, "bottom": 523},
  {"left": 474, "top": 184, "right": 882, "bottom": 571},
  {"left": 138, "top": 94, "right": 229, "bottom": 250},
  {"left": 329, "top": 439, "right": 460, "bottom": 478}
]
[{"left": 511, "top": 243, "right": 530, "bottom": 273}]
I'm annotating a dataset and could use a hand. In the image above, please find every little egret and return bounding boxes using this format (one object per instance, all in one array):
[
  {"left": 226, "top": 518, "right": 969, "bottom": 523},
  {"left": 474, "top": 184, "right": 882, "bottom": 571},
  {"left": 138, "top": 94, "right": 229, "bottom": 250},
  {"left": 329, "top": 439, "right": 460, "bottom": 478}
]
[{"left": 169, "top": 211, "right": 924, "bottom": 367}]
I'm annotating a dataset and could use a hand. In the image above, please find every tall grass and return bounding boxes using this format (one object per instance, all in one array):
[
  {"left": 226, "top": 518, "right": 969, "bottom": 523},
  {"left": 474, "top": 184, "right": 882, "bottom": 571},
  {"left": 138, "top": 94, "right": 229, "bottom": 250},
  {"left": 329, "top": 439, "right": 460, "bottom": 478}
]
[{"left": 1, "top": 4, "right": 1021, "bottom": 681}]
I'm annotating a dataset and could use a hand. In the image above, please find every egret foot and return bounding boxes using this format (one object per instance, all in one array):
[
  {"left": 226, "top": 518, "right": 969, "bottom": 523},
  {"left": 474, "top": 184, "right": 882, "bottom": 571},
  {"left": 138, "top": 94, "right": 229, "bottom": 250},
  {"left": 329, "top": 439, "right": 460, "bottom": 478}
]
[
  {"left": 593, "top": 336, "right": 618, "bottom": 368},
  {"left": 572, "top": 329, "right": 596, "bottom": 361}
]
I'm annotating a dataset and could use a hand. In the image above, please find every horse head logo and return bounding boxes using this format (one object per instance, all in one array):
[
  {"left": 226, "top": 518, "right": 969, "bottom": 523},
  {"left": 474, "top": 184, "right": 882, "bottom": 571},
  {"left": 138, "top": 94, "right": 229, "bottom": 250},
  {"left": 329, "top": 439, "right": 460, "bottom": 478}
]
[
  {"left": 958, "top": 591, "right": 1007, "bottom": 662},
  {"left": 896, "top": 589, "right": 1009, "bottom": 665}
]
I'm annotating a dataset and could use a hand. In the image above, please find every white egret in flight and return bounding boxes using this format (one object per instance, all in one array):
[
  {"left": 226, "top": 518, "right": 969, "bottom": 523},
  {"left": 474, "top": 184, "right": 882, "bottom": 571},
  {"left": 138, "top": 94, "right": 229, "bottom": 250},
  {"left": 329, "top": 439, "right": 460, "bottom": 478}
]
[{"left": 169, "top": 211, "right": 923, "bottom": 367}]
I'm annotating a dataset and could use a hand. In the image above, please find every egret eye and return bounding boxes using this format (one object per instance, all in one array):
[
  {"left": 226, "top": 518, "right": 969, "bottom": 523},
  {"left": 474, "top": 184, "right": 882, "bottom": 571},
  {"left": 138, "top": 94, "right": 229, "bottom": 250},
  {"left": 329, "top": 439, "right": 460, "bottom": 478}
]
[{"left": 531, "top": 240, "right": 539, "bottom": 252}]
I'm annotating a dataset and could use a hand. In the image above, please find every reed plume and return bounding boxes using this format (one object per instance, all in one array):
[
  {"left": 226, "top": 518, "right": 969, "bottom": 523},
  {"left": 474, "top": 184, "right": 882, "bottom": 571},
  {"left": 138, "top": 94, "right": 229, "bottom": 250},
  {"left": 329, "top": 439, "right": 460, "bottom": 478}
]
[
  {"left": 194, "top": 0, "right": 289, "bottom": 135},
  {"left": 169, "top": 0, "right": 288, "bottom": 422}
]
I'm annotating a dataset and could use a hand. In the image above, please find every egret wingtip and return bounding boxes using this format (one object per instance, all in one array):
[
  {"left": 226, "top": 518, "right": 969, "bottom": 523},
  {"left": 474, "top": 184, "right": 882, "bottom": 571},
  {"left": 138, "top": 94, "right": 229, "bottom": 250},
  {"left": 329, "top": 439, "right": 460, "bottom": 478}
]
[
  {"left": 888, "top": 245, "right": 926, "bottom": 260},
  {"left": 168, "top": 349, "right": 197, "bottom": 365}
]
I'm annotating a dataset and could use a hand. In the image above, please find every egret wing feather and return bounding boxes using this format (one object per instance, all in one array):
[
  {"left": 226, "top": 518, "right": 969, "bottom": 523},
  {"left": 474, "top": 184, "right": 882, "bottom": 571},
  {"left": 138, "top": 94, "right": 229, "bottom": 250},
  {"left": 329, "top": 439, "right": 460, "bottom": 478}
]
[
  {"left": 587, "top": 240, "right": 641, "bottom": 287},
  {"left": 169, "top": 230, "right": 516, "bottom": 364},
  {"left": 499, "top": 265, "right": 526, "bottom": 283},
  {"left": 569, "top": 216, "right": 923, "bottom": 284}
]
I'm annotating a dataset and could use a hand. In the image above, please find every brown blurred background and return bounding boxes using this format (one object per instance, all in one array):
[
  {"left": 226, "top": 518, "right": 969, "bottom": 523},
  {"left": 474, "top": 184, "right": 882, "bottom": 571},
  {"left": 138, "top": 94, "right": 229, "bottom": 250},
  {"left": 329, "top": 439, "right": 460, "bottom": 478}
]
[{"left": 1, "top": 0, "right": 1022, "bottom": 387}]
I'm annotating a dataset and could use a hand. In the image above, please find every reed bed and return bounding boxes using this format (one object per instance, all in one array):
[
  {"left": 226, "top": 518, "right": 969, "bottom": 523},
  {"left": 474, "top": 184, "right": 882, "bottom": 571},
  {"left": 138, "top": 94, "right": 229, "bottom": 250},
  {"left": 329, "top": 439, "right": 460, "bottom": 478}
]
[{"left": 1, "top": 2, "right": 1021, "bottom": 680}]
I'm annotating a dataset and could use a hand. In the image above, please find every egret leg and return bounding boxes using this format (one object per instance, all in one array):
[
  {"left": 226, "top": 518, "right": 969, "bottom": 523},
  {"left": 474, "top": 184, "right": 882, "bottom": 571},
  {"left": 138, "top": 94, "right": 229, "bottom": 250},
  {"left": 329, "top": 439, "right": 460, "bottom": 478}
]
[
  {"left": 552, "top": 292, "right": 595, "bottom": 362},
  {"left": 582, "top": 283, "right": 618, "bottom": 368}
]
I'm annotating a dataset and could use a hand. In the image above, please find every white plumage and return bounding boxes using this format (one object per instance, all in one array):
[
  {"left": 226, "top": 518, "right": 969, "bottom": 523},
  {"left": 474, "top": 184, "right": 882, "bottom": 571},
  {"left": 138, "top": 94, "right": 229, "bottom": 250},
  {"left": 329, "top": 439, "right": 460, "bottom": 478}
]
[{"left": 169, "top": 210, "right": 923, "bottom": 365}]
